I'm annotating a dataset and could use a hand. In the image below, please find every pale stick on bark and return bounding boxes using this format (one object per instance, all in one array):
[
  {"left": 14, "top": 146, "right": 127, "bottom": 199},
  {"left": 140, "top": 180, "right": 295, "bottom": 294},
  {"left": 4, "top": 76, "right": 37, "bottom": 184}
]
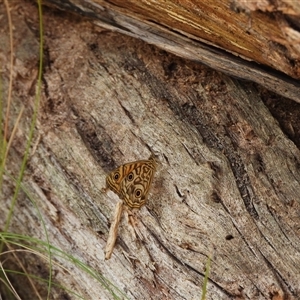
[{"left": 105, "top": 200, "right": 124, "bottom": 260}]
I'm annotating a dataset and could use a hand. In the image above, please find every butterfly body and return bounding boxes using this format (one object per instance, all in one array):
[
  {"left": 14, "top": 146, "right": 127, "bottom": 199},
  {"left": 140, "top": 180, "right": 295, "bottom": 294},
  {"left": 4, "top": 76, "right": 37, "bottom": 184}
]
[{"left": 106, "top": 156, "right": 156, "bottom": 209}]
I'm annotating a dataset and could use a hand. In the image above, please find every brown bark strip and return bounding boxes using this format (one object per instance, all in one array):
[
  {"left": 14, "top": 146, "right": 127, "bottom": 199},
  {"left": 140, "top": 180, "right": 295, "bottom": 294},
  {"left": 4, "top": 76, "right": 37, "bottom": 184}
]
[{"left": 44, "top": 0, "right": 300, "bottom": 103}]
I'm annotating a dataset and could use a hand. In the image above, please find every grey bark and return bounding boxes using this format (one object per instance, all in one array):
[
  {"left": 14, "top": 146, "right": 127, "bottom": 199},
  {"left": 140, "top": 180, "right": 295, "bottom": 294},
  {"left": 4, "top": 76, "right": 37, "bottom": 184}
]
[{"left": 1, "top": 1, "right": 300, "bottom": 299}]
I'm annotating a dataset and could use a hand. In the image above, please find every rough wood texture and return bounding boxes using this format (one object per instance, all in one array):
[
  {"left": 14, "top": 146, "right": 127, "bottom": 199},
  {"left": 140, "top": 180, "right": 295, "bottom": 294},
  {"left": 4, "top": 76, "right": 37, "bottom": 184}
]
[
  {"left": 1, "top": 1, "right": 300, "bottom": 299},
  {"left": 44, "top": 0, "right": 300, "bottom": 103}
]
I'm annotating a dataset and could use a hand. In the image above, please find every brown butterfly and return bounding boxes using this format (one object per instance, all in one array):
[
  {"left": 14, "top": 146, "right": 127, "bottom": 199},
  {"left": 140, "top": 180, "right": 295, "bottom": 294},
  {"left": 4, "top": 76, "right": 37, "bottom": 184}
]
[{"left": 105, "top": 155, "right": 156, "bottom": 209}]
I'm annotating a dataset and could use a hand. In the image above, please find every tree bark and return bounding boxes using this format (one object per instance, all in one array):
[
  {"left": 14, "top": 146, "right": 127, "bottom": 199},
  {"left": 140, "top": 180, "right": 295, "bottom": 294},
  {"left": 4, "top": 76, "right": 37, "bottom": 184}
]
[
  {"left": 1, "top": 1, "right": 300, "bottom": 299},
  {"left": 44, "top": 0, "right": 300, "bottom": 103}
]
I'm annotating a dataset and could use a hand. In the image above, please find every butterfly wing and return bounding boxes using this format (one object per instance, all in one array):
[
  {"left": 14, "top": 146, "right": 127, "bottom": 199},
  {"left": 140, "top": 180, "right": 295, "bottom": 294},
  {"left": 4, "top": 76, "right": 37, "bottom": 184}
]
[
  {"left": 106, "top": 156, "right": 156, "bottom": 209},
  {"left": 120, "top": 157, "right": 156, "bottom": 208},
  {"left": 105, "top": 165, "right": 124, "bottom": 197}
]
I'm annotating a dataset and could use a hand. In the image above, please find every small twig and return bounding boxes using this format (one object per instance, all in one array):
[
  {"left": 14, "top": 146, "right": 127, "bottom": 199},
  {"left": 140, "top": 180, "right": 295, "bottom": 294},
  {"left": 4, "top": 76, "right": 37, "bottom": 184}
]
[{"left": 105, "top": 200, "right": 124, "bottom": 260}]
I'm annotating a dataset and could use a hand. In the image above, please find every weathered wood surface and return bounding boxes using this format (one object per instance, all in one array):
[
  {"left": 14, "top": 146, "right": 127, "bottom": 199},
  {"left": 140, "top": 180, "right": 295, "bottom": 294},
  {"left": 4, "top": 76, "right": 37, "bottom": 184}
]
[
  {"left": 44, "top": 0, "right": 300, "bottom": 103},
  {"left": 1, "top": 1, "right": 300, "bottom": 299}
]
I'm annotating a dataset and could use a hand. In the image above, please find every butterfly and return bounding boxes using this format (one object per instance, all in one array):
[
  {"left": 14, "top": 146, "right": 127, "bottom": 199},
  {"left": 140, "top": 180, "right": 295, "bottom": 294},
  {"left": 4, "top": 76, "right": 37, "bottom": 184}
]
[{"left": 105, "top": 155, "right": 156, "bottom": 209}]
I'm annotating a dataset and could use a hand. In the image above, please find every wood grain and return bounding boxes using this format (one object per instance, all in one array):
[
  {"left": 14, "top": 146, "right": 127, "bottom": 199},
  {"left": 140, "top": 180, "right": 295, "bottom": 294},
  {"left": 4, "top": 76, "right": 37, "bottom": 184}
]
[
  {"left": 1, "top": 1, "right": 300, "bottom": 299},
  {"left": 44, "top": 0, "right": 300, "bottom": 103}
]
